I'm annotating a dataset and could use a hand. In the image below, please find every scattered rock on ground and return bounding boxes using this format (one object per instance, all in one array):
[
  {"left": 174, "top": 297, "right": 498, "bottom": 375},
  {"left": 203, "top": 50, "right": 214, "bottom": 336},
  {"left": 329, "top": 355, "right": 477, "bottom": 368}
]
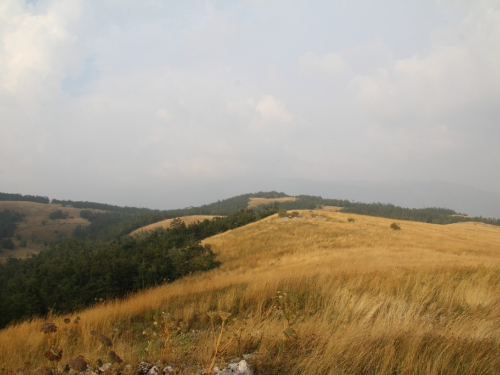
[{"left": 214, "top": 360, "right": 253, "bottom": 375}]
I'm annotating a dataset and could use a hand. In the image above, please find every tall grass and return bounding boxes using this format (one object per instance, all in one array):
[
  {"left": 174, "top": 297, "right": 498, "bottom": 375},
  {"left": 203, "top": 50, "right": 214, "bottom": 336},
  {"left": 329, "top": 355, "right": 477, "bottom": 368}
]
[{"left": 1, "top": 211, "right": 500, "bottom": 374}]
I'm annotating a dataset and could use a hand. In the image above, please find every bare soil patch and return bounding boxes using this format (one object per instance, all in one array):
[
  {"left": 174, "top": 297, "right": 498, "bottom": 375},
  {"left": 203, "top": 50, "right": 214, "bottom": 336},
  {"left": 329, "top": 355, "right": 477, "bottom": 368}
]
[{"left": 247, "top": 196, "right": 297, "bottom": 209}]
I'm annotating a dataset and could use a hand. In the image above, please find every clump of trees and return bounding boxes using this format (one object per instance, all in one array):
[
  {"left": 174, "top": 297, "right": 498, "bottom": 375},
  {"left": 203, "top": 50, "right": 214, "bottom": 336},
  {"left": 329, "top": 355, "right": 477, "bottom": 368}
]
[
  {"left": 0, "top": 209, "right": 24, "bottom": 250},
  {"left": 48, "top": 210, "right": 69, "bottom": 220}
]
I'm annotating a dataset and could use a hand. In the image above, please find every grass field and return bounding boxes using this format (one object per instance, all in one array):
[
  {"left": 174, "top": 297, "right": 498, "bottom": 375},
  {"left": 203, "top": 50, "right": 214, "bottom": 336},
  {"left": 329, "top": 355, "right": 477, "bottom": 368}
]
[
  {"left": 247, "top": 196, "right": 297, "bottom": 209},
  {"left": 130, "top": 215, "right": 222, "bottom": 236},
  {"left": 0, "top": 201, "right": 93, "bottom": 262},
  {"left": 1, "top": 210, "right": 500, "bottom": 374}
]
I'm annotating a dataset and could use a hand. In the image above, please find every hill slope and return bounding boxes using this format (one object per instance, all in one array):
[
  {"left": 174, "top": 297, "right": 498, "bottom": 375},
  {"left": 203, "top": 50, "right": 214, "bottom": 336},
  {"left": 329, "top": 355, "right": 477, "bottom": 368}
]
[
  {"left": 0, "top": 201, "right": 95, "bottom": 262},
  {"left": 1, "top": 210, "right": 500, "bottom": 373}
]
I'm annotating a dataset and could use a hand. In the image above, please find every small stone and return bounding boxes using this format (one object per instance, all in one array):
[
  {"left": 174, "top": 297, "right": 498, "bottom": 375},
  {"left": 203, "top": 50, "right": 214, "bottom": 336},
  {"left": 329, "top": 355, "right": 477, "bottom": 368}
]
[
  {"left": 99, "top": 363, "right": 112, "bottom": 373},
  {"left": 147, "top": 365, "right": 160, "bottom": 375},
  {"left": 162, "top": 366, "right": 174, "bottom": 374},
  {"left": 219, "top": 360, "right": 253, "bottom": 375},
  {"left": 138, "top": 362, "right": 153, "bottom": 375}
]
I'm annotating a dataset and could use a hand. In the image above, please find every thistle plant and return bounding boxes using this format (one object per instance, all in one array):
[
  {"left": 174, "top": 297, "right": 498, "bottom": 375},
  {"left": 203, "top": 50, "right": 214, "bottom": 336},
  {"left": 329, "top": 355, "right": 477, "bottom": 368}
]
[
  {"left": 273, "top": 291, "right": 298, "bottom": 337},
  {"left": 206, "top": 311, "right": 232, "bottom": 374},
  {"left": 40, "top": 322, "right": 63, "bottom": 374}
]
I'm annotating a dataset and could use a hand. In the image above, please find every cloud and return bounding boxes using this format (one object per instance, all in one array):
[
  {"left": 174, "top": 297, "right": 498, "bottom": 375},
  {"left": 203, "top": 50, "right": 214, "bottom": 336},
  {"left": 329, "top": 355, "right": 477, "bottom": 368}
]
[
  {"left": 0, "top": 0, "right": 82, "bottom": 96},
  {"left": 255, "top": 95, "right": 293, "bottom": 123},
  {"left": 155, "top": 108, "right": 170, "bottom": 121},
  {"left": 298, "top": 51, "right": 349, "bottom": 77},
  {"left": 1, "top": 0, "right": 500, "bottom": 206},
  {"left": 352, "top": 2, "right": 500, "bottom": 133}
]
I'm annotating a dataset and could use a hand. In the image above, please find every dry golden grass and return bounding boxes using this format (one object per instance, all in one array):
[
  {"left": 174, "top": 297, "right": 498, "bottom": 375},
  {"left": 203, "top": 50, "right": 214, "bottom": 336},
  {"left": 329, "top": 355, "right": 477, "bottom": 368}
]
[
  {"left": 130, "top": 215, "right": 222, "bottom": 236},
  {"left": 2, "top": 210, "right": 500, "bottom": 374},
  {"left": 0, "top": 201, "right": 94, "bottom": 262},
  {"left": 247, "top": 197, "right": 297, "bottom": 209},
  {"left": 320, "top": 205, "right": 343, "bottom": 212}
]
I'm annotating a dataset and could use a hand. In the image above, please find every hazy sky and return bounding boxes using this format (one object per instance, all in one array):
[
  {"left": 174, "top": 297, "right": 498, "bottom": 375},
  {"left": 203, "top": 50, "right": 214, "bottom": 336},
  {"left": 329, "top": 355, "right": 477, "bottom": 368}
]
[{"left": 1, "top": 0, "right": 499, "bottom": 209}]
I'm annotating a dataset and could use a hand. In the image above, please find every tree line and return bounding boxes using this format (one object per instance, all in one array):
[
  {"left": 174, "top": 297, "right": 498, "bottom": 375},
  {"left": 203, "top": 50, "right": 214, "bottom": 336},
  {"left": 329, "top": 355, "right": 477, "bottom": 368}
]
[{"left": 0, "top": 192, "right": 49, "bottom": 204}]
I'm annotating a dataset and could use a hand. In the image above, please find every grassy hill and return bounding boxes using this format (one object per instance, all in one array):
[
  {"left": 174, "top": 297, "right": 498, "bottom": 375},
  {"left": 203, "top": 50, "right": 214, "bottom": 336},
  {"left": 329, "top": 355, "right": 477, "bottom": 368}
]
[
  {"left": 130, "top": 215, "right": 222, "bottom": 236},
  {"left": 1, "top": 209, "right": 500, "bottom": 373},
  {"left": 0, "top": 201, "right": 96, "bottom": 262}
]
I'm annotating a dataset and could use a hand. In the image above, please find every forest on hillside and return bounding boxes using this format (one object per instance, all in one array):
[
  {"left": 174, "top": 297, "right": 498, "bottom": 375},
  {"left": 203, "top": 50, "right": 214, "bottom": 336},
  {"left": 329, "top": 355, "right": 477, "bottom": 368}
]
[{"left": 0, "top": 207, "right": 275, "bottom": 328}]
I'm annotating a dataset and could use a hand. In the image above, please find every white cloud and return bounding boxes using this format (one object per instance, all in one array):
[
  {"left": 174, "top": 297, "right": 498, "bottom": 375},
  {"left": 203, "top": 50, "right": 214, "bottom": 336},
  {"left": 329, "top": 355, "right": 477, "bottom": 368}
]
[
  {"left": 155, "top": 108, "right": 170, "bottom": 120},
  {"left": 298, "top": 51, "right": 349, "bottom": 77},
  {"left": 0, "top": 0, "right": 82, "bottom": 96},
  {"left": 352, "top": 1, "right": 500, "bottom": 137},
  {"left": 255, "top": 95, "right": 293, "bottom": 123}
]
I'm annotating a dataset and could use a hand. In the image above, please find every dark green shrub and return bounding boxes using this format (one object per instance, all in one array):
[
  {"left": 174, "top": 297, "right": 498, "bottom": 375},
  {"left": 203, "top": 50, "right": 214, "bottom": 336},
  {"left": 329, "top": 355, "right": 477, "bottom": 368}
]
[
  {"left": 390, "top": 222, "right": 401, "bottom": 230},
  {"left": 49, "top": 210, "right": 69, "bottom": 220},
  {"left": 0, "top": 238, "right": 15, "bottom": 249}
]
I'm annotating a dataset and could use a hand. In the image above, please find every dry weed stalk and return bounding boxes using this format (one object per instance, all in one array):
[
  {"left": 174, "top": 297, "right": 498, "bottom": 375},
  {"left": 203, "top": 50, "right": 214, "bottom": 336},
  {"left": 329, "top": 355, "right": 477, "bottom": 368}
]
[{"left": 206, "top": 311, "right": 232, "bottom": 373}]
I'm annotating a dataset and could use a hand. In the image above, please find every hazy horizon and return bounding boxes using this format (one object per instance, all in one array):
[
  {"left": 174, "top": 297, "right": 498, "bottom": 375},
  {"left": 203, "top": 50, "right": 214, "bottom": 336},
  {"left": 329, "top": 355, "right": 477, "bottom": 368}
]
[{"left": 2, "top": 1, "right": 499, "bottom": 211}]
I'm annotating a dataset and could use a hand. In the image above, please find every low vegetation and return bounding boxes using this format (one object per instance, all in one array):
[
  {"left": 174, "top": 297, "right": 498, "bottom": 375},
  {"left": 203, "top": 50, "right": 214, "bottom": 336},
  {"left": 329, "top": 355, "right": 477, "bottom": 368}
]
[{"left": 1, "top": 210, "right": 500, "bottom": 373}]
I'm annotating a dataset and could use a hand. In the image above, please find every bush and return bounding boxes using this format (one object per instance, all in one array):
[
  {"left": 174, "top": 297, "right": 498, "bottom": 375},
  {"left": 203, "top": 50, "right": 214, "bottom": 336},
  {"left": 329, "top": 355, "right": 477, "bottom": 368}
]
[
  {"left": 390, "top": 222, "right": 401, "bottom": 230},
  {"left": 348, "top": 218, "right": 355, "bottom": 223},
  {"left": 0, "top": 238, "right": 15, "bottom": 249},
  {"left": 278, "top": 210, "right": 289, "bottom": 218},
  {"left": 49, "top": 210, "right": 69, "bottom": 220},
  {"left": 19, "top": 239, "right": 27, "bottom": 247}
]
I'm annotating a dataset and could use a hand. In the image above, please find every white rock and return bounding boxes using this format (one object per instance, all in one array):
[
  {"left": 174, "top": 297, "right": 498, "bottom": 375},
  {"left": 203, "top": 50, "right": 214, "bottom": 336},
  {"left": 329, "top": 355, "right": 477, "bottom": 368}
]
[
  {"left": 98, "top": 363, "right": 112, "bottom": 372},
  {"left": 215, "top": 360, "right": 253, "bottom": 375},
  {"left": 162, "top": 366, "right": 174, "bottom": 374}
]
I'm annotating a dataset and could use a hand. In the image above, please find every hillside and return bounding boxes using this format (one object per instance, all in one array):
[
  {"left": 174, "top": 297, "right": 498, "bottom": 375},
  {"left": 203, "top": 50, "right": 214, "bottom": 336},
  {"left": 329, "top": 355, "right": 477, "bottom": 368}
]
[
  {"left": 130, "top": 215, "right": 222, "bottom": 236},
  {"left": 1, "top": 210, "right": 500, "bottom": 373},
  {"left": 0, "top": 201, "right": 96, "bottom": 262}
]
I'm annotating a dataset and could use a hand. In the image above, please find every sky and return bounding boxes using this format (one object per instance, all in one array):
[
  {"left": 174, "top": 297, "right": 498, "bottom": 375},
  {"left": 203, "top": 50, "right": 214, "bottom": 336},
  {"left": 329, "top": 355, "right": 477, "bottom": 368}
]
[{"left": 1, "top": 0, "right": 500, "bottom": 209}]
